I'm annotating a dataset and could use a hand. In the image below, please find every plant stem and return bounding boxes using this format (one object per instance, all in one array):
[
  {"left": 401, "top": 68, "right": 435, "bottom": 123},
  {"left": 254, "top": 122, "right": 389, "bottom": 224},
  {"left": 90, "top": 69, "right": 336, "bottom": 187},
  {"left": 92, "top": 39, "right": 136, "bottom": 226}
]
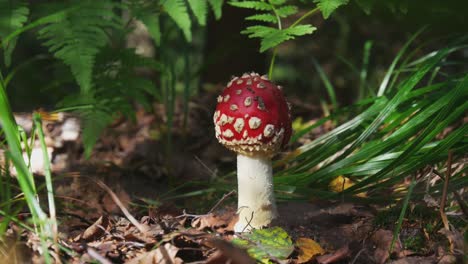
[{"left": 268, "top": 7, "right": 320, "bottom": 79}]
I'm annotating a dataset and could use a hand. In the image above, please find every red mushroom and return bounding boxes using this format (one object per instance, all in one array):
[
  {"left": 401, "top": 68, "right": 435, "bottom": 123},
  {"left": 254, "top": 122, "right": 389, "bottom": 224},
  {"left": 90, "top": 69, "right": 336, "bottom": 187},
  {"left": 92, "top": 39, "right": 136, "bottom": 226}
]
[{"left": 213, "top": 72, "right": 292, "bottom": 232}]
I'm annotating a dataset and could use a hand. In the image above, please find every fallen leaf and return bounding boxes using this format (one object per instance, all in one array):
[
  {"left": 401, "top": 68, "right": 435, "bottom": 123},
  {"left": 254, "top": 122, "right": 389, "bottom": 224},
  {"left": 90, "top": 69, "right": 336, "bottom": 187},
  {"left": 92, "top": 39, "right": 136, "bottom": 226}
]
[
  {"left": 191, "top": 209, "right": 237, "bottom": 232},
  {"left": 296, "top": 237, "right": 325, "bottom": 263},
  {"left": 206, "top": 239, "right": 255, "bottom": 264},
  {"left": 232, "top": 227, "right": 294, "bottom": 263},
  {"left": 81, "top": 216, "right": 109, "bottom": 242},
  {"left": 438, "top": 228, "right": 463, "bottom": 253},
  {"left": 371, "top": 229, "right": 402, "bottom": 264},
  {"left": 329, "top": 176, "right": 367, "bottom": 198},
  {"left": 126, "top": 243, "right": 182, "bottom": 264},
  {"left": 316, "top": 245, "right": 351, "bottom": 264}
]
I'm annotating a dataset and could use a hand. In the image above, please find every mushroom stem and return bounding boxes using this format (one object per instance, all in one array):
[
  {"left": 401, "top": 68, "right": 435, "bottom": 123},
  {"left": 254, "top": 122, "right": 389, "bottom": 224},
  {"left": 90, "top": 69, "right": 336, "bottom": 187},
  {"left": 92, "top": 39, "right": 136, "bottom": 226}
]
[{"left": 235, "top": 154, "right": 277, "bottom": 232}]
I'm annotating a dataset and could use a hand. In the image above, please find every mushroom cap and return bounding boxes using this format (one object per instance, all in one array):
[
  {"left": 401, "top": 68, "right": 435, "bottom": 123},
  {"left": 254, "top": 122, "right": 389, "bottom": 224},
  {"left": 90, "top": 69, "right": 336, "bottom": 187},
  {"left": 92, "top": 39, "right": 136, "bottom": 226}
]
[{"left": 214, "top": 72, "right": 292, "bottom": 157}]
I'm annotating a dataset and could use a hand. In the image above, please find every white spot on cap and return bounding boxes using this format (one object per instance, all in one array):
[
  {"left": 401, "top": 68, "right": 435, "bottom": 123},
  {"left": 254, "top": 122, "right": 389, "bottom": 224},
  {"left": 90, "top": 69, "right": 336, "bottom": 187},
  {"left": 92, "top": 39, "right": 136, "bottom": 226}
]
[
  {"left": 213, "top": 110, "right": 220, "bottom": 123},
  {"left": 242, "top": 73, "right": 250, "bottom": 78},
  {"left": 217, "top": 96, "right": 223, "bottom": 103},
  {"left": 236, "top": 79, "right": 243, "bottom": 85},
  {"left": 261, "top": 75, "right": 269, "bottom": 80},
  {"left": 234, "top": 118, "right": 245, "bottom": 133},
  {"left": 257, "top": 82, "right": 266, "bottom": 89},
  {"left": 263, "top": 124, "right": 275, "bottom": 138},
  {"left": 244, "top": 97, "right": 252, "bottom": 107},
  {"left": 230, "top": 104, "right": 238, "bottom": 111},
  {"left": 277, "top": 85, "right": 283, "bottom": 90},
  {"left": 223, "top": 95, "right": 230, "bottom": 102},
  {"left": 218, "top": 114, "right": 228, "bottom": 125},
  {"left": 227, "top": 116, "right": 235, "bottom": 124},
  {"left": 244, "top": 114, "right": 249, "bottom": 118},
  {"left": 236, "top": 89, "right": 242, "bottom": 95},
  {"left": 248, "top": 117, "right": 262, "bottom": 129},
  {"left": 215, "top": 125, "right": 221, "bottom": 136},
  {"left": 246, "top": 79, "right": 252, "bottom": 85},
  {"left": 243, "top": 130, "right": 248, "bottom": 138},
  {"left": 222, "top": 129, "right": 234, "bottom": 138}
]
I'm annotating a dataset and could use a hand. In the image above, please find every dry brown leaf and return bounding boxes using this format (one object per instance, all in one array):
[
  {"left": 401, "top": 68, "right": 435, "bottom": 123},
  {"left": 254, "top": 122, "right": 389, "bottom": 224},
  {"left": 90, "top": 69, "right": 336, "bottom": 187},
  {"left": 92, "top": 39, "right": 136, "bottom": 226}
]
[
  {"left": 191, "top": 209, "right": 237, "bottom": 232},
  {"left": 81, "top": 216, "right": 109, "bottom": 242},
  {"left": 296, "top": 237, "right": 325, "bottom": 263},
  {"left": 438, "top": 228, "right": 463, "bottom": 253},
  {"left": 126, "top": 243, "right": 182, "bottom": 264},
  {"left": 206, "top": 239, "right": 255, "bottom": 264},
  {"left": 316, "top": 245, "right": 351, "bottom": 264},
  {"left": 371, "top": 229, "right": 402, "bottom": 264}
]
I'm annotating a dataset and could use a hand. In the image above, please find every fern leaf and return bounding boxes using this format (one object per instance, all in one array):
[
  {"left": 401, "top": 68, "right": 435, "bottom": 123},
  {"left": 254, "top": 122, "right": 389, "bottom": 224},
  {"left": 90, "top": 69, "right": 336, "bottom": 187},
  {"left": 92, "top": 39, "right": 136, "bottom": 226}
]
[
  {"left": 0, "top": 0, "right": 29, "bottom": 67},
  {"left": 245, "top": 13, "right": 278, "bottom": 23},
  {"left": 276, "top": 5, "right": 298, "bottom": 17},
  {"left": 187, "top": 0, "right": 208, "bottom": 26},
  {"left": 284, "top": 24, "right": 317, "bottom": 36},
  {"left": 269, "top": 0, "right": 286, "bottom": 5},
  {"left": 241, "top": 25, "right": 277, "bottom": 38},
  {"left": 229, "top": 1, "right": 272, "bottom": 11},
  {"left": 139, "top": 12, "right": 162, "bottom": 45},
  {"left": 38, "top": 1, "right": 119, "bottom": 94},
  {"left": 163, "top": 0, "right": 192, "bottom": 41},
  {"left": 314, "top": 0, "right": 349, "bottom": 19},
  {"left": 208, "top": 0, "right": 224, "bottom": 19}
]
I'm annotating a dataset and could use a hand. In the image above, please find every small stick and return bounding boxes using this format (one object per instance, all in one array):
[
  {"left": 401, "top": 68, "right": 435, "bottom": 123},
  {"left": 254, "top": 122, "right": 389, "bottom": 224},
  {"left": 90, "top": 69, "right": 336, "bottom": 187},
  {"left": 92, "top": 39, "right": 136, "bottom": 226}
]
[
  {"left": 95, "top": 180, "right": 147, "bottom": 233},
  {"left": 439, "top": 151, "right": 452, "bottom": 231},
  {"left": 208, "top": 190, "right": 236, "bottom": 214},
  {"left": 432, "top": 169, "right": 468, "bottom": 218}
]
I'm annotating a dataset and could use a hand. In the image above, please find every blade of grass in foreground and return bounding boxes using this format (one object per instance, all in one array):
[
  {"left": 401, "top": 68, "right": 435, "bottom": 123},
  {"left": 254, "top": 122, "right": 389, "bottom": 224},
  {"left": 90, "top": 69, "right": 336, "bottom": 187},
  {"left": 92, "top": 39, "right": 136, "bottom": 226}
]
[{"left": 0, "top": 76, "right": 53, "bottom": 263}]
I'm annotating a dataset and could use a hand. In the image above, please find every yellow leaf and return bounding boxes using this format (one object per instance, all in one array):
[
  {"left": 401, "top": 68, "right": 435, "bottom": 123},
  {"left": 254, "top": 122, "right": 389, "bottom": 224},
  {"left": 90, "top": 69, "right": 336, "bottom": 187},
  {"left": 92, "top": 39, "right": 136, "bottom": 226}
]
[
  {"left": 329, "top": 176, "right": 367, "bottom": 198},
  {"left": 296, "top": 237, "right": 325, "bottom": 263}
]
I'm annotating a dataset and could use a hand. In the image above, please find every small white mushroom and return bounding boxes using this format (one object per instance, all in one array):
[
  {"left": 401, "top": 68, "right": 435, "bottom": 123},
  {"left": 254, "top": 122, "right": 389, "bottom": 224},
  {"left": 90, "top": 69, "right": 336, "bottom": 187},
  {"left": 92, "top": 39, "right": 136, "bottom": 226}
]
[
  {"left": 263, "top": 124, "right": 275, "bottom": 138},
  {"left": 248, "top": 117, "right": 262, "bottom": 129},
  {"left": 234, "top": 118, "right": 245, "bottom": 133},
  {"left": 244, "top": 97, "right": 252, "bottom": 107}
]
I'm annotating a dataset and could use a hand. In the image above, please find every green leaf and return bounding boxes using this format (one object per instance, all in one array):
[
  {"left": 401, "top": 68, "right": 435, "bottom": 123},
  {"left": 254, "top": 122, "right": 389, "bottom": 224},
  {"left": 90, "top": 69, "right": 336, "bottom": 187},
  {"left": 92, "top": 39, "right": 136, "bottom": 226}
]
[
  {"left": 275, "top": 5, "right": 298, "bottom": 17},
  {"left": 187, "top": 0, "right": 208, "bottom": 26},
  {"left": 355, "top": 0, "right": 374, "bottom": 14},
  {"left": 260, "top": 25, "right": 316, "bottom": 52},
  {"left": 37, "top": 0, "right": 119, "bottom": 94},
  {"left": 208, "top": 0, "right": 224, "bottom": 19},
  {"left": 313, "top": 0, "right": 349, "bottom": 19},
  {"left": 229, "top": 1, "right": 272, "bottom": 11},
  {"left": 163, "top": 0, "right": 192, "bottom": 41},
  {"left": 82, "top": 109, "right": 113, "bottom": 158},
  {"left": 232, "top": 227, "right": 294, "bottom": 262},
  {"left": 138, "top": 12, "right": 161, "bottom": 46},
  {"left": 0, "top": 0, "right": 29, "bottom": 67},
  {"left": 246, "top": 13, "right": 278, "bottom": 23}
]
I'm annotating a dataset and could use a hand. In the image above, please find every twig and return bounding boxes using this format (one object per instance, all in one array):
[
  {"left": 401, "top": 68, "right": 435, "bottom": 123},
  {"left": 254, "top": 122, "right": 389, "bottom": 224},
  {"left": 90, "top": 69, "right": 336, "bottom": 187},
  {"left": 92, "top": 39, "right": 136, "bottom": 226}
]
[
  {"left": 432, "top": 168, "right": 468, "bottom": 218},
  {"left": 208, "top": 190, "right": 236, "bottom": 214},
  {"left": 439, "top": 151, "right": 452, "bottom": 231},
  {"left": 94, "top": 180, "right": 147, "bottom": 233}
]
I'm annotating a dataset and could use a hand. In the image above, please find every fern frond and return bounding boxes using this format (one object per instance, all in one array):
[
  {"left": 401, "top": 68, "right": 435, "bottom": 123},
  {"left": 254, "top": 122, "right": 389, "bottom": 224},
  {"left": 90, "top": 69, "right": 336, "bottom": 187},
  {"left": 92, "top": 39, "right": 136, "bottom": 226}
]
[
  {"left": 314, "top": 0, "right": 349, "bottom": 19},
  {"left": 208, "top": 0, "right": 224, "bottom": 19},
  {"left": 127, "top": 1, "right": 162, "bottom": 45},
  {"left": 229, "top": 1, "right": 272, "bottom": 11},
  {"left": 276, "top": 5, "right": 298, "bottom": 17},
  {"left": 37, "top": 0, "right": 119, "bottom": 94},
  {"left": 187, "top": 0, "right": 208, "bottom": 26},
  {"left": 246, "top": 13, "right": 278, "bottom": 23},
  {"left": 0, "top": 0, "right": 29, "bottom": 66},
  {"left": 242, "top": 24, "right": 316, "bottom": 52},
  {"left": 163, "top": 0, "right": 192, "bottom": 41}
]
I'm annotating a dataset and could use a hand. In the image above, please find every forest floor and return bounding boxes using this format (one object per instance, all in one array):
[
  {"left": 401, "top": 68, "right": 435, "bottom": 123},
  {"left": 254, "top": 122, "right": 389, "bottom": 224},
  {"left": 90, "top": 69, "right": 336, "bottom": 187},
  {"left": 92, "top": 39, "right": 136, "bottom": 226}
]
[{"left": 2, "top": 95, "right": 466, "bottom": 264}]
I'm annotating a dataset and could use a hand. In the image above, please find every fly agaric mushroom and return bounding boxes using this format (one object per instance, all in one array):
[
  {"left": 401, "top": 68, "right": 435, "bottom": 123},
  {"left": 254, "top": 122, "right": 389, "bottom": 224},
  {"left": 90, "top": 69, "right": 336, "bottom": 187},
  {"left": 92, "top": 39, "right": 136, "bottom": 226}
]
[{"left": 213, "top": 72, "right": 292, "bottom": 232}]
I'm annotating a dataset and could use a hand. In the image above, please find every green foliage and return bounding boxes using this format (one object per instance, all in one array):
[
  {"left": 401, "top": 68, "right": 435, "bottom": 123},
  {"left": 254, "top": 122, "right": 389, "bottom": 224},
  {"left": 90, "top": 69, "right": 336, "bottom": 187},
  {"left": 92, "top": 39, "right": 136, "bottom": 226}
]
[
  {"left": 230, "top": 0, "right": 316, "bottom": 52},
  {"left": 37, "top": 0, "right": 120, "bottom": 94},
  {"left": 274, "top": 38, "right": 468, "bottom": 201},
  {"left": 313, "top": 0, "right": 349, "bottom": 19},
  {"left": 232, "top": 227, "right": 294, "bottom": 263},
  {"left": 0, "top": 0, "right": 29, "bottom": 67}
]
